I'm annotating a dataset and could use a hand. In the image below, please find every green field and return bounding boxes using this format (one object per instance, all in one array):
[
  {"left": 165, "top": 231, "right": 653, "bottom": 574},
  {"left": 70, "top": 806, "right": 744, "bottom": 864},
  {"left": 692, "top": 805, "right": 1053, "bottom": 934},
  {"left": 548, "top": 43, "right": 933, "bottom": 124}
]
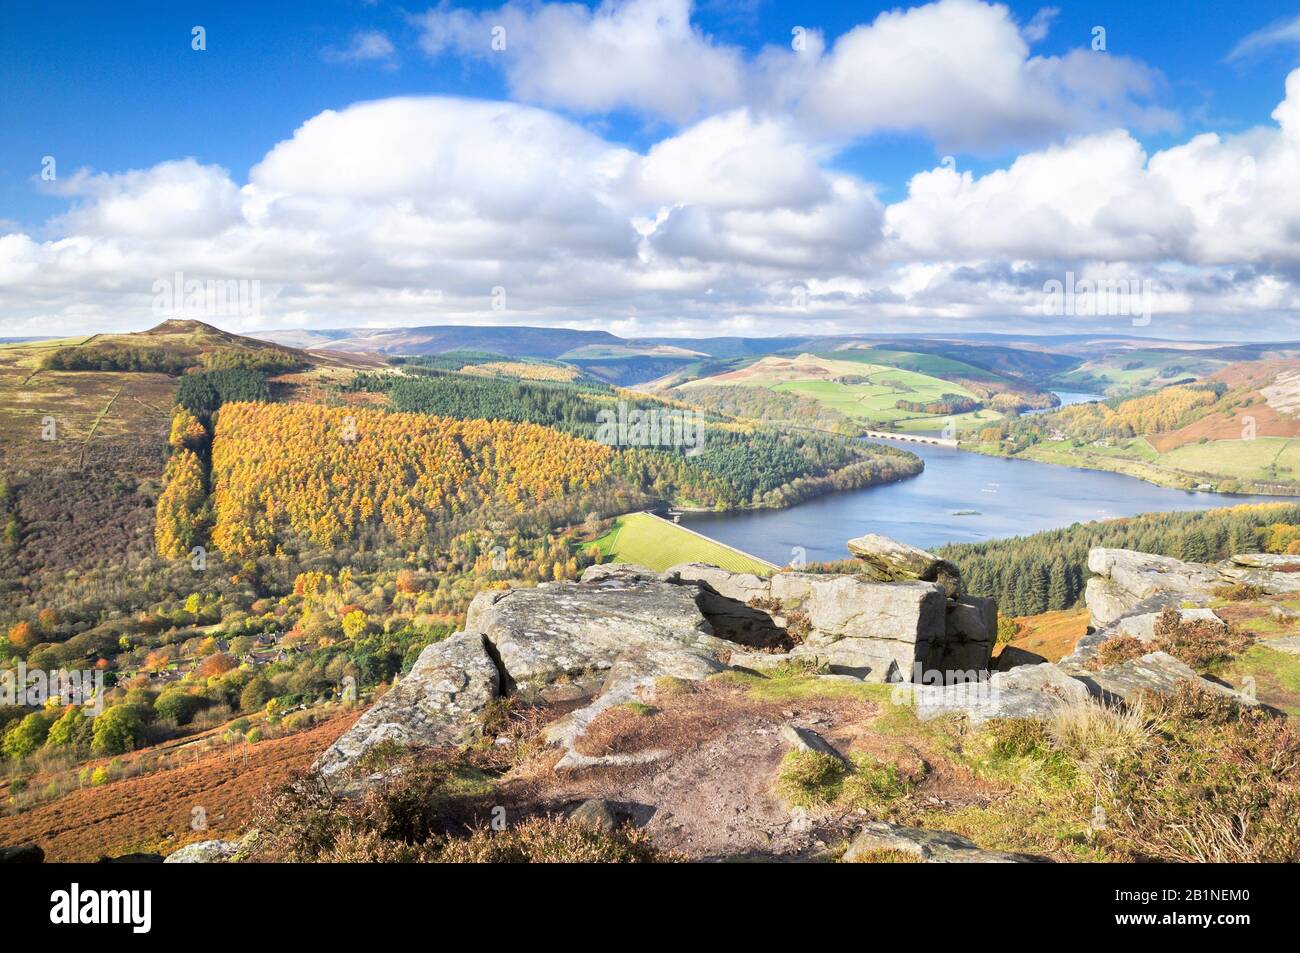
[
  {"left": 904, "top": 407, "right": 1005, "bottom": 434},
  {"left": 771, "top": 368, "right": 975, "bottom": 425},
  {"left": 595, "top": 512, "right": 775, "bottom": 575},
  {"left": 828, "top": 347, "right": 1000, "bottom": 381},
  {"left": 975, "top": 434, "right": 1300, "bottom": 493},
  {"left": 1160, "top": 437, "right": 1300, "bottom": 483},
  {"left": 1054, "top": 349, "right": 1229, "bottom": 395},
  {"left": 683, "top": 350, "right": 1005, "bottom": 431}
]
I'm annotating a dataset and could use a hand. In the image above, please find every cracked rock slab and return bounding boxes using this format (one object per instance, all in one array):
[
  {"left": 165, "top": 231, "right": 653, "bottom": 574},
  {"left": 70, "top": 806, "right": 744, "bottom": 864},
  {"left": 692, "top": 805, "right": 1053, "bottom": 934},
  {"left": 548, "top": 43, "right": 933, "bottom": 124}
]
[
  {"left": 314, "top": 631, "right": 500, "bottom": 777},
  {"left": 1074, "top": 651, "right": 1256, "bottom": 707},
  {"left": 466, "top": 578, "right": 729, "bottom": 693}
]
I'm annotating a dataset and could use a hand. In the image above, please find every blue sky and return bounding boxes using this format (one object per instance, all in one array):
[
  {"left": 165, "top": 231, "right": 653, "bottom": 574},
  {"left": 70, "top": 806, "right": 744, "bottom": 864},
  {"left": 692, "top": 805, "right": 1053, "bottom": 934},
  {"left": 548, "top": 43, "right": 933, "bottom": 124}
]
[
  {"left": 3, "top": 0, "right": 1300, "bottom": 338},
  {"left": 2, "top": 0, "right": 1295, "bottom": 221}
]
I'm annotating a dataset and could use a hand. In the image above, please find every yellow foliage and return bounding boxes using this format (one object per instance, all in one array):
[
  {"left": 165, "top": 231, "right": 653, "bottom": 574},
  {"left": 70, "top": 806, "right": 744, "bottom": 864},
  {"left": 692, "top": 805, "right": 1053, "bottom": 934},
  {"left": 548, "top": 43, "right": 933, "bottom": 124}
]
[
  {"left": 209, "top": 403, "right": 615, "bottom": 558},
  {"left": 155, "top": 448, "right": 207, "bottom": 559},
  {"left": 168, "top": 406, "right": 208, "bottom": 451}
]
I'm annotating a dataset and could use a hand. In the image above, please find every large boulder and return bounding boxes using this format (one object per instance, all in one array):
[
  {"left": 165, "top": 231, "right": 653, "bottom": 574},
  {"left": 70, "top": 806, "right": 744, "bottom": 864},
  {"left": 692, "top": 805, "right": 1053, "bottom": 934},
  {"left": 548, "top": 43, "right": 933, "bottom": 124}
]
[
  {"left": 314, "top": 631, "right": 500, "bottom": 777},
  {"left": 936, "top": 595, "right": 997, "bottom": 674},
  {"left": 990, "top": 661, "right": 1090, "bottom": 703},
  {"left": 803, "top": 577, "right": 947, "bottom": 680},
  {"left": 663, "top": 563, "right": 794, "bottom": 647},
  {"left": 910, "top": 679, "right": 1071, "bottom": 723},
  {"left": 0, "top": 844, "right": 43, "bottom": 863},
  {"left": 1261, "top": 635, "right": 1300, "bottom": 656},
  {"left": 1114, "top": 607, "right": 1226, "bottom": 643},
  {"left": 466, "top": 576, "right": 730, "bottom": 693},
  {"left": 993, "top": 646, "right": 1048, "bottom": 671},
  {"left": 665, "top": 563, "right": 770, "bottom": 604},
  {"left": 1085, "top": 549, "right": 1223, "bottom": 626},
  {"left": 1217, "top": 565, "right": 1300, "bottom": 595},
  {"left": 847, "top": 534, "right": 962, "bottom": 597}
]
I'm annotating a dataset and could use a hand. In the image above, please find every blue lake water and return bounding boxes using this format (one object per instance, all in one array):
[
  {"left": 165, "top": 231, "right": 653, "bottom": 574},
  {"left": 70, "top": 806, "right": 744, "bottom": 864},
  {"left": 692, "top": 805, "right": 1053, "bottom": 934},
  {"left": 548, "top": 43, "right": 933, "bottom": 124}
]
[{"left": 679, "top": 441, "right": 1286, "bottom": 564}]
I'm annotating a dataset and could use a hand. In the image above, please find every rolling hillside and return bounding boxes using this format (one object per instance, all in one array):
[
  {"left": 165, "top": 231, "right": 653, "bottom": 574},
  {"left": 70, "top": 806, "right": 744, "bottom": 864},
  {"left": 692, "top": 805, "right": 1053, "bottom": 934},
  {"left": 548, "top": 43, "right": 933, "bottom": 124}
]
[
  {"left": 676, "top": 351, "right": 1024, "bottom": 433},
  {"left": 976, "top": 360, "right": 1300, "bottom": 494}
]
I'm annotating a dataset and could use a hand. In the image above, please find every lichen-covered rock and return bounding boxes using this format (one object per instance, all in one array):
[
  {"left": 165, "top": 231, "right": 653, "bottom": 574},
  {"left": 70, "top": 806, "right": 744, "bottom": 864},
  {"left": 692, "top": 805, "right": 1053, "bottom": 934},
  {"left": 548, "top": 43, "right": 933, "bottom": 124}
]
[
  {"left": 989, "top": 662, "right": 1090, "bottom": 704},
  {"left": 1230, "top": 553, "right": 1300, "bottom": 570},
  {"left": 1217, "top": 565, "right": 1300, "bottom": 595},
  {"left": 163, "top": 839, "right": 242, "bottom": 864},
  {"left": 467, "top": 577, "right": 730, "bottom": 692},
  {"left": 804, "top": 577, "right": 946, "bottom": 679},
  {"left": 790, "top": 640, "right": 903, "bottom": 682},
  {"left": 666, "top": 563, "right": 770, "bottom": 604},
  {"left": 910, "top": 679, "right": 1070, "bottom": 723},
  {"left": 1261, "top": 635, "right": 1300, "bottom": 656},
  {"left": 1075, "top": 651, "right": 1255, "bottom": 706},
  {"left": 664, "top": 563, "right": 791, "bottom": 647},
  {"left": 1085, "top": 548, "right": 1223, "bottom": 626},
  {"left": 807, "top": 577, "right": 946, "bottom": 644},
  {"left": 847, "top": 534, "right": 962, "bottom": 597},
  {"left": 579, "top": 563, "right": 667, "bottom": 585},
  {"left": 843, "top": 821, "right": 1048, "bottom": 863},
  {"left": 314, "top": 631, "right": 500, "bottom": 777}
]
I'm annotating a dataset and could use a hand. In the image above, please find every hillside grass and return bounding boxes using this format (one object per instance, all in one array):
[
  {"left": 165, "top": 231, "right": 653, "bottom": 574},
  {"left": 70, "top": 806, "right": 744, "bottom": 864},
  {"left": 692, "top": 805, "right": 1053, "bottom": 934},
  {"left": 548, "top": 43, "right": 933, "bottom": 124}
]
[
  {"left": 594, "top": 512, "right": 774, "bottom": 574},
  {"left": 827, "top": 346, "right": 1000, "bottom": 380},
  {"left": 1215, "top": 645, "right": 1300, "bottom": 717},
  {"left": 1161, "top": 436, "right": 1299, "bottom": 482},
  {"left": 771, "top": 366, "right": 974, "bottom": 424},
  {"left": 980, "top": 434, "right": 1300, "bottom": 491},
  {"left": 0, "top": 342, "right": 175, "bottom": 472}
]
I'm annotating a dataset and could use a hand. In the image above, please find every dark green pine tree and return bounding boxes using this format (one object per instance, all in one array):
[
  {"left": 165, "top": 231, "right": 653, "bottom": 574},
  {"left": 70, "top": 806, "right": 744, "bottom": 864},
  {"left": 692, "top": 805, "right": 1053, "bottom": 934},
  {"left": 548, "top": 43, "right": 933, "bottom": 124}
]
[
  {"left": 1227, "top": 521, "right": 1255, "bottom": 557},
  {"left": 1182, "top": 529, "right": 1212, "bottom": 564},
  {"left": 1047, "top": 557, "right": 1069, "bottom": 610},
  {"left": 1011, "top": 568, "right": 1034, "bottom": 616}
]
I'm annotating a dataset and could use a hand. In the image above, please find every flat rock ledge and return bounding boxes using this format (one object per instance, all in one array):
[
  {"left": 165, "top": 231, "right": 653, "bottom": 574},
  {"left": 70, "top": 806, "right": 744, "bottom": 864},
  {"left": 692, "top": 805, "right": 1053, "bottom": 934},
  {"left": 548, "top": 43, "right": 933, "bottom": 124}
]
[
  {"left": 315, "top": 537, "right": 999, "bottom": 778},
  {"left": 314, "top": 542, "right": 1276, "bottom": 780},
  {"left": 844, "top": 821, "right": 1049, "bottom": 863}
]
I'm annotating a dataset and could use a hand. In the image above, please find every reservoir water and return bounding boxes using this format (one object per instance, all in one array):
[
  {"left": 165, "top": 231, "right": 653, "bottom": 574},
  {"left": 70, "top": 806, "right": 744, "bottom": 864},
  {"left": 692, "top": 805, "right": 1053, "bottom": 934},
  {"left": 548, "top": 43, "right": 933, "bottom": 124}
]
[{"left": 679, "top": 441, "right": 1287, "bottom": 565}]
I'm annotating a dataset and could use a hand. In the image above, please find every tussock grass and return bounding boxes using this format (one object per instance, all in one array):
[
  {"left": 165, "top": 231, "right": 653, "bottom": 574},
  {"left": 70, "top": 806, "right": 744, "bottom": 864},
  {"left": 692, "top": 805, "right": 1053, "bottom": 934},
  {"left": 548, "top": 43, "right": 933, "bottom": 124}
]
[
  {"left": 773, "top": 750, "right": 846, "bottom": 808},
  {"left": 774, "top": 748, "right": 918, "bottom": 814},
  {"left": 1049, "top": 697, "right": 1151, "bottom": 770}
]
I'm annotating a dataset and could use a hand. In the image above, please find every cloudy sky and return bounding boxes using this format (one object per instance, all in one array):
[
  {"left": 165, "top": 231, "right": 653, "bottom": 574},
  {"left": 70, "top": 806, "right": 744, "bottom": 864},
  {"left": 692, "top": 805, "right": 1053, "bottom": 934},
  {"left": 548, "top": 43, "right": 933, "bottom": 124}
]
[{"left": 3, "top": 0, "right": 1300, "bottom": 340}]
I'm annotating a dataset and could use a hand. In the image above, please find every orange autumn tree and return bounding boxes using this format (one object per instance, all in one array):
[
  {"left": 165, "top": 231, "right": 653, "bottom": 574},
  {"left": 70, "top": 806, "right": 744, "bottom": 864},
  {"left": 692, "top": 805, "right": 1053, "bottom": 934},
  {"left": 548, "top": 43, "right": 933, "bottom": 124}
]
[
  {"left": 196, "top": 652, "right": 238, "bottom": 678},
  {"left": 7, "top": 620, "right": 38, "bottom": 653}
]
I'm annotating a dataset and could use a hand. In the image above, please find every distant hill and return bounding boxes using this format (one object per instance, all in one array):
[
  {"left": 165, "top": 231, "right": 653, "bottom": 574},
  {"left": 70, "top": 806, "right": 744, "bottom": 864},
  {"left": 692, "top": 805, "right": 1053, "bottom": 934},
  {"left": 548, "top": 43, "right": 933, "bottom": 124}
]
[
  {"left": 255, "top": 325, "right": 621, "bottom": 360},
  {"left": 48, "top": 319, "right": 385, "bottom": 373},
  {"left": 37, "top": 319, "right": 307, "bottom": 374}
]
